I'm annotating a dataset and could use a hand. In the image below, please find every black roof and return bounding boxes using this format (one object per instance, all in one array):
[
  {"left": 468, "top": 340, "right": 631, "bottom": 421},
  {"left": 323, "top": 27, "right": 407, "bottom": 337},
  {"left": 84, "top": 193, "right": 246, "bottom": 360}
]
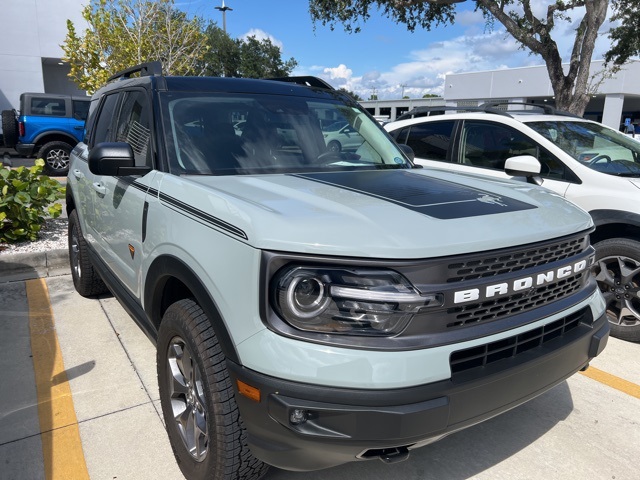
[{"left": 95, "top": 62, "right": 341, "bottom": 101}]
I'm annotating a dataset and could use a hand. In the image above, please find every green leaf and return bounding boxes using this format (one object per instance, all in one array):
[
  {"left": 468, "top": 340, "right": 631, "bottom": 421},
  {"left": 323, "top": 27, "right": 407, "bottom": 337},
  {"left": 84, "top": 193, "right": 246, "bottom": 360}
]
[{"left": 15, "top": 192, "right": 31, "bottom": 204}]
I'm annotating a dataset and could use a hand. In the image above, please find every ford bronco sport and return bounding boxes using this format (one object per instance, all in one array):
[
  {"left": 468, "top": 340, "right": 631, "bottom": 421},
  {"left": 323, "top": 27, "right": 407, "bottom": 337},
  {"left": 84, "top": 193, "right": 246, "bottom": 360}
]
[
  {"left": 385, "top": 104, "right": 640, "bottom": 342},
  {"left": 66, "top": 63, "right": 609, "bottom": 480},
  {"left": 2, "top": 92, "right": 89, "bottom": 175}
]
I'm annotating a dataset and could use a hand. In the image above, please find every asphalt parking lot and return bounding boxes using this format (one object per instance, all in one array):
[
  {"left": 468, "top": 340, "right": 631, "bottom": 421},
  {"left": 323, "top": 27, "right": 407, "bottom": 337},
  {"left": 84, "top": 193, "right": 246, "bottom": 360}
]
[{"left": 0, "top": 272, "right": 639, "bottom": 480}]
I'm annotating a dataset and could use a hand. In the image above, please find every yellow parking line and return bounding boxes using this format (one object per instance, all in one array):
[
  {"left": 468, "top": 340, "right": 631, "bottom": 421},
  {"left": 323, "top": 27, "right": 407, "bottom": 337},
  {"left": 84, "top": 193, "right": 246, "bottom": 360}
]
[
  {"left": 27, "top": 278, "right": 90, "bottom": 480},
  {"left": 581, "top": 366, "right": 640, "bottom": 400}
]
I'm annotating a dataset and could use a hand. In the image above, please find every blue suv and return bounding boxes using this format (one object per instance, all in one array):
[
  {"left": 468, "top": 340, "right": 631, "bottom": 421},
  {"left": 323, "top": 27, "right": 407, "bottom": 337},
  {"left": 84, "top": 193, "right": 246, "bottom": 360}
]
[{"left": 1, "top": 92, "right": 89, "bottom": 175}]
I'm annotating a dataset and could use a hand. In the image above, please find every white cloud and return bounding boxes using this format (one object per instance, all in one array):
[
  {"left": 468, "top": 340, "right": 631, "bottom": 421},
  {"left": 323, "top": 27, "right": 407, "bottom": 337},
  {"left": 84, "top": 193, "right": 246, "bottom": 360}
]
[
  {"left": 296, "top": 4, "right": 618, "bottom": 101},
  {"left": 240, "top": 28, "right": 284, "bottom": 50},
  {"left": 324, "top": 64, "right": 353, "bottom": 80}
]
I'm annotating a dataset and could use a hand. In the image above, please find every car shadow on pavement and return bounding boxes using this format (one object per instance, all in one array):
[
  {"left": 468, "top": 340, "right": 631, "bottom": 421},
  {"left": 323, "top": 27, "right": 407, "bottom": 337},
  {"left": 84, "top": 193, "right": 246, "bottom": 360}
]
[{"left": 264, "top": 381, "right": 574, "bottom": 480}]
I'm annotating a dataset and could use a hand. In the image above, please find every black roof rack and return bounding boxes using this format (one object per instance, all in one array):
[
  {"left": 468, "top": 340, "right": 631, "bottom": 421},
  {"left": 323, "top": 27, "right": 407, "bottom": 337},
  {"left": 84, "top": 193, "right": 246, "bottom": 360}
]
[
  {"left": 479, "top": 101, "right": 581, "bottom": 118},
  {"left": 108, "top": 61, "right": 163, "bottom": 82},
  {"left": 395, "top": 105, "right": 496, "bottom": 121},
  {"left": 394, "top": 102, "right": 582, "bottom": 122},
  {"left": 267, "top": 76, "right": 334, "bottom": 90}
]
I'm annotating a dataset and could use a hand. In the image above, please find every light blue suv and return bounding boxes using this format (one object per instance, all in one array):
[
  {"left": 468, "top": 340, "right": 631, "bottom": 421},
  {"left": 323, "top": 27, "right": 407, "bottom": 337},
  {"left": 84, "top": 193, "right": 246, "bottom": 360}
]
[{"left": 66, "top": 63, "right": 609, "bottom": 480}]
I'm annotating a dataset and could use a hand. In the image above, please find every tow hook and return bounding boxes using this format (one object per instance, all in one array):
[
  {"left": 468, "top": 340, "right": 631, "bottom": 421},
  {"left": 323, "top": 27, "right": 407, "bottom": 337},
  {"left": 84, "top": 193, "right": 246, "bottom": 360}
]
[{"left": 380, "top": 447, "right": 410, "bottom": 464}]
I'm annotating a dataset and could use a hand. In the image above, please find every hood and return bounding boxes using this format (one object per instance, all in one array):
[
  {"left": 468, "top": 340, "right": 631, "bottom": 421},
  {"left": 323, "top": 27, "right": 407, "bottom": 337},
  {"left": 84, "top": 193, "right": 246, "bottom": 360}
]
[{"left": 172, "top": 168, "right": 592, "bottom": 259}]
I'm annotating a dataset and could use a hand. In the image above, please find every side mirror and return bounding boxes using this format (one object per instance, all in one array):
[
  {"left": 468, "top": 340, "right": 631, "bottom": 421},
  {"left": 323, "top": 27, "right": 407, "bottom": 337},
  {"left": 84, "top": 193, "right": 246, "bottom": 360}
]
[
  {"left": 398, "top": 143, "right": 415, "bottom": 162},
  {"left": 504, "top": 155, "right": 543, "bottom": 185},
  {"left": 88, "top": 142, "right": 151, "bottom": 176}
]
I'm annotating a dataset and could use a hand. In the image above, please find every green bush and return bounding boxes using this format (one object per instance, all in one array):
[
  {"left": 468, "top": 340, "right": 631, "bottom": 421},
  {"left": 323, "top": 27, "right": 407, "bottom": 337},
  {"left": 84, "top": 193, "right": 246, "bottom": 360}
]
[{"left": 0, "top": 159, "right": 66, "bottom": 243}]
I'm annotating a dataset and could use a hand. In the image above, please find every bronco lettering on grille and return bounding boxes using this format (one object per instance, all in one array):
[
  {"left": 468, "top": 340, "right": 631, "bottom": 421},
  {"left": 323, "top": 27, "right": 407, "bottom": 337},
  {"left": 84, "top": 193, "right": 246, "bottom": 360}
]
[{"left": 453, "top": 259, "right": 588, "bottom": 304}]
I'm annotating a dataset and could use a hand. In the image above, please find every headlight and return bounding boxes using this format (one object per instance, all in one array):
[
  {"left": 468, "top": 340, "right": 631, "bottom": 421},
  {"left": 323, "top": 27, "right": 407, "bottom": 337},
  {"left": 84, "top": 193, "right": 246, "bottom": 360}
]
[{"left": 271, "top": 266, "right": 443, "bottom": 336}]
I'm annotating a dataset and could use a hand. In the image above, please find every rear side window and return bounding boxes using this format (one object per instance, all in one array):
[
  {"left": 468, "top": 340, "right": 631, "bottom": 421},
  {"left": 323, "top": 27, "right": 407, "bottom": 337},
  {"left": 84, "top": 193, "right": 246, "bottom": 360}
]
[
  {"left": 73, "top": 100, "right": 90, "bottom": 121},
  {"left": 402, "top": 121, "right": 455, "bottom": 161},
  {"left": 30, "top": 97, "right": 66, "bottom": 116}
]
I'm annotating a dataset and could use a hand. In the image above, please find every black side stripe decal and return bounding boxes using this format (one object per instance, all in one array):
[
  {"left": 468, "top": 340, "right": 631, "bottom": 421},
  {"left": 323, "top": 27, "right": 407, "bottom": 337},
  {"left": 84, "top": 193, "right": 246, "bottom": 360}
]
[
  {"left": 158, "top": 191, "right": 248, "bottom": 240},
  {"left": 129, "top": 180, "right": 248, "bottom": 240}
]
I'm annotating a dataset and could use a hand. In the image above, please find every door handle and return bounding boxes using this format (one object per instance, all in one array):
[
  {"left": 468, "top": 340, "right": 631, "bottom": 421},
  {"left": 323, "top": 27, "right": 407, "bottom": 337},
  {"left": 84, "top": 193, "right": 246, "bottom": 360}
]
[
  {"left": 73, "top": 169, "right": 84, "bottom": 180},
  {"left": 92, "top": 182, "right": 107, "bottom": 195}
]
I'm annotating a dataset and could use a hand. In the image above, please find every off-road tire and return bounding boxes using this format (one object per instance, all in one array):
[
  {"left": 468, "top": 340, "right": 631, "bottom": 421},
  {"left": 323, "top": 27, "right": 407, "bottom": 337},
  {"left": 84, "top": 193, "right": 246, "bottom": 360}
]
[
  {"left": 68, "top": 210, "right": 108, "bottom": 297},
  {"left": 2, "top": 110, "right": 18, "bottom": 148},
  {"left": 593, "top": 238, "right": 640, "bottom": 342},
  {"left": 157, "top": 299, "right": 269, "bottom": 480},
  {"left": 37, "top": 140, "right": 73, "bottom": 176}
]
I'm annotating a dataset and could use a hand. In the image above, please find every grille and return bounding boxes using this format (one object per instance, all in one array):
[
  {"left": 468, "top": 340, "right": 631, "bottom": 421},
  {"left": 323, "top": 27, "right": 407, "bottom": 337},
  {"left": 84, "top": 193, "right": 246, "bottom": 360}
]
[
  {"left": 450, "top": 307, "right": 591, "bottom": 374},
  {"left": 446, "top": 274, "right": 583, "bottom": 328},
  {"left": 447, "top": 235, "right": 588, "bottom": 283}
]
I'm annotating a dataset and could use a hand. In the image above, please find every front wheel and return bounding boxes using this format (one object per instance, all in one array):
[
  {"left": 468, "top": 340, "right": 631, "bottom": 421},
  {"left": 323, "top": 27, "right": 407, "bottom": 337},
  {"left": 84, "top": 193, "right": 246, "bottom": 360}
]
[
  {"left": 593, "top": 238, "right": 640, "bottom": 342},
  {"left": 157, "top": 299, "right": 268, "bottom": 480},
  {"left": 37, "top": 141, "right": 73, "bottom": 176}
]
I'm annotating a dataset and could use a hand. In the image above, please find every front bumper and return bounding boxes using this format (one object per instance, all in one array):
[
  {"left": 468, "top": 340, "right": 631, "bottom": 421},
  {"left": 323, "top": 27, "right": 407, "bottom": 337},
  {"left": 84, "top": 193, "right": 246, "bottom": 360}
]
[{"left": 228, "top": 310, "right": 609, "bottom": 471}]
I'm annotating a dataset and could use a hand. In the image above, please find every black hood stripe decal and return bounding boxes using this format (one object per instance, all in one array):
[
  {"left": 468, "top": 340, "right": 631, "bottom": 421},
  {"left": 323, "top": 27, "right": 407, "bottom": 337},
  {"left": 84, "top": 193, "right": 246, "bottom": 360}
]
[{"left": 293, "top": 170, "right": 536, "bottom": 219}]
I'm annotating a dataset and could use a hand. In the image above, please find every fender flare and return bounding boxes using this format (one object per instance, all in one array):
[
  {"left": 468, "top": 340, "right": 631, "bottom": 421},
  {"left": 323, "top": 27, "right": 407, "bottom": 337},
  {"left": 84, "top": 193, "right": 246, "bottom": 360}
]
[
  {"left": 590, "top": 209, "right": 640, "bottom": 229},
  {"left": 32, "top": 130, "right": 78, "bottom": 147},
  {"left": 145, "top": 255, "right": 240, "bottom": 364}
]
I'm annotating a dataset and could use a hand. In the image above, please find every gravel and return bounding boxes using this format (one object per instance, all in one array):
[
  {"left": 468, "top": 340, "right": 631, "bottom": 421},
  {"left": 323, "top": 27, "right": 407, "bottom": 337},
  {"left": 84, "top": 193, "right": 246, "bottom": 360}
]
[{"left": 0, "top": 218, "right": 68, "bottom": 255}]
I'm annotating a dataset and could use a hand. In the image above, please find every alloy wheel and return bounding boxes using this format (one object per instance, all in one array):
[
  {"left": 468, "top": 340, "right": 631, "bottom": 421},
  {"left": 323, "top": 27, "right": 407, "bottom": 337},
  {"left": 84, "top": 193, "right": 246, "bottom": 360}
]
[
  {"left": 594, "top": 254, "right": 640, "bottom": 329},
  {"left": 166, "top": 336, "right": 209, "bottom": 462}
]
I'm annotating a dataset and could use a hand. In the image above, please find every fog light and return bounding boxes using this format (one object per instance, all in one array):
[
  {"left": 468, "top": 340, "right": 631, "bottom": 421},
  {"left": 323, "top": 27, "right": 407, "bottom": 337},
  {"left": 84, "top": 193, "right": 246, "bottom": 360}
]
[{"left": 289, "top": 409, "right": 308, "bottom": 425}]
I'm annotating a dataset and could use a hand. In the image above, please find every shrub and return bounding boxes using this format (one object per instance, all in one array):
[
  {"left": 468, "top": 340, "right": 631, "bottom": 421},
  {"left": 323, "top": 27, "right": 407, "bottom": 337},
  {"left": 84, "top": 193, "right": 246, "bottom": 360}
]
[{"left": 0, "top": 159, "right": 65, "bottom": 243}]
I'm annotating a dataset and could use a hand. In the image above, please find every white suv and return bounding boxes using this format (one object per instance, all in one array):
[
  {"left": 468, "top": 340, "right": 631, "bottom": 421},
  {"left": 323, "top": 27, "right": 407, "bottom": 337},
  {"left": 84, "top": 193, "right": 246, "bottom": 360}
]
[{"left": 385, "top": 105, "right": 640, "bottom": 342}]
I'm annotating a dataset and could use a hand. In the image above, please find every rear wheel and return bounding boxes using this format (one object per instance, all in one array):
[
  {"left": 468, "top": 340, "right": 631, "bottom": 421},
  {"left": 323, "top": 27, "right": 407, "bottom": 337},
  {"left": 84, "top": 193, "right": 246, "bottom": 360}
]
[
  {"left": 593, "top": 238, "right": 640, "bottom": 342},
  {"left": 157, "top": 299, "right": 269, "bottom": 480},
  {"left": 2, "top": 110, "right": 18, "bottom": 148},
  {"left": 68, "top": 210, "right": 108, "bottom": 297},
  {"left": 37, "top": 140, "right": 73, "bottom": 176}
]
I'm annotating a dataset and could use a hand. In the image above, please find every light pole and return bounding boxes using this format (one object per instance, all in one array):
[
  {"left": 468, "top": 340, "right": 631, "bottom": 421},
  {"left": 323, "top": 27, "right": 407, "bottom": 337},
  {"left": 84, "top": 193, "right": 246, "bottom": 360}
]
[{"left": 215, "top": 0, "right": 232, "bottom": 33}]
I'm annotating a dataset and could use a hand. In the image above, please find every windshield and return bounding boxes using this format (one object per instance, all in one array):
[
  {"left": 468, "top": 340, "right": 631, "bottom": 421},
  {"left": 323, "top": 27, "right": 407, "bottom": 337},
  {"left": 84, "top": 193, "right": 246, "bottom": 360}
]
[
  {"left": 526, "top": 120, "right": 640, "bottom": 177},
  {"left": 161, "top": 92, "right": 410, "bottom": 175}
]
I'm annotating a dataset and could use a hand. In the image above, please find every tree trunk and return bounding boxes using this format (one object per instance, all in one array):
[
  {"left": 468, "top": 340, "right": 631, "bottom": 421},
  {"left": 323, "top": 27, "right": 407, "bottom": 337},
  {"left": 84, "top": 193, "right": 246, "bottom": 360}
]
[{"left": 480, "top": 0, "right": 609, "bottom": 117}]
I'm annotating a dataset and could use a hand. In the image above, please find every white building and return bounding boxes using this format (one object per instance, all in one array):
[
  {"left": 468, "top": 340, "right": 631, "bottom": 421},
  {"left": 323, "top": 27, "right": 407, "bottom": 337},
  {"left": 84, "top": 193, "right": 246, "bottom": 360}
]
[
  {"left": 0, "top": 0, "right": 86, "bottom": 112},
  {"left": 362, "top": 60, "right": 640, "bottom": 130},
  {"left": 445, "top": 60, "right": 640, "bottom": 129}
]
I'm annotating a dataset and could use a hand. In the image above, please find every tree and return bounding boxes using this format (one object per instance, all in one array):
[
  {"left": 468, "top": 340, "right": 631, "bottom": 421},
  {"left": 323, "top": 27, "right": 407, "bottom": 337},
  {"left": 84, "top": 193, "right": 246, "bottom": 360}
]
[
  {"left": 201, "top": 23, "right": 241, "bottom": 77},
  {"left": 309, "top": 0, "right": 617, "bottom": 116},
  {"left": 423, "top": 93, "right": 439, "bottom": 98},
  {"left": 338, "top": 88, "right": 363, "bottom": 101},
  {"left": 604, "top": 1, "right": 640, "bottom": 69},
  {"left": 201, "top": 25, "right": 298, "bottom": 79},
  {"left": 238, "top": 36, "right": 298, "bottom": 78},
  {"left": 63, "top": 0, "right": 208, "bottom": 93}
]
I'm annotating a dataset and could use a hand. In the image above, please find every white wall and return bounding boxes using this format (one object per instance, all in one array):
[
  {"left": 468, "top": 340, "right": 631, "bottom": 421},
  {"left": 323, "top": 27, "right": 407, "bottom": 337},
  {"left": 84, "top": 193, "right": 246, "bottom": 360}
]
[
  {"left": 444, "top": 61, "right": 640, "bottom": 129},
  {"left": 446, "top": 61, "right": 640, "bottom": 100},
  {"left": 0, "top": 0, "right": 87, "bottom": 112}
]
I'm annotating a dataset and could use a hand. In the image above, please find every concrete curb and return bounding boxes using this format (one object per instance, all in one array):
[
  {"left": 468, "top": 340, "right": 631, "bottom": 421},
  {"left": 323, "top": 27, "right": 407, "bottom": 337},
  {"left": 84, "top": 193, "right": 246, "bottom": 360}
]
[{"left": 0, "top": 249, "right": 69, "bottom": 282}]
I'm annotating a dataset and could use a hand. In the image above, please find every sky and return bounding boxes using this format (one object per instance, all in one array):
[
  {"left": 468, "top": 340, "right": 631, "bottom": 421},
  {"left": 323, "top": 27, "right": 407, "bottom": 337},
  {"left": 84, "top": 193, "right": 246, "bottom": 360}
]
[{"left": 178, "top": 0, "right": 619, "bottom": 100}]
